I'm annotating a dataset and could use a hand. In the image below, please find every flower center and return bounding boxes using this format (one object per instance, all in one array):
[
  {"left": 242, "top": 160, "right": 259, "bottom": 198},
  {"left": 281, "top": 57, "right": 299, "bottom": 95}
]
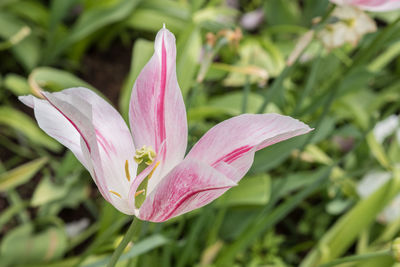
[
  {"left": 134, "top": 145, "right": 159, "bottom": 209},
  {"left": 134, "top": 145, "right": 156, "bottom": 165},
  {"left": 108, "top": 145, "right": 159, "bottom": 209}
]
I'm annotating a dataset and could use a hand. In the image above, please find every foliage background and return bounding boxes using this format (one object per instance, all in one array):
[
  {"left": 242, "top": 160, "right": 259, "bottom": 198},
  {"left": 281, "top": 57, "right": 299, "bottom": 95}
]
[{"left": 0, "top": 0, "right": 400, "bottom": 266}]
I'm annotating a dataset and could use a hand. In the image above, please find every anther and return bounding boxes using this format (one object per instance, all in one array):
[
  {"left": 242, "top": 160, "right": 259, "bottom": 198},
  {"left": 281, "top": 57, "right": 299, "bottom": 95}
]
[
  {"left": 148, "top": 161, "right": 160, "bottom": 180},
  {"left": 135, "top": 189, "right": 145, "bottom": 197},
  {"left": 109, "top": 190, "right": 121, "bottom": 198},
  {"left": 125, "top": 160, "right": 131, "bottom": 182}
]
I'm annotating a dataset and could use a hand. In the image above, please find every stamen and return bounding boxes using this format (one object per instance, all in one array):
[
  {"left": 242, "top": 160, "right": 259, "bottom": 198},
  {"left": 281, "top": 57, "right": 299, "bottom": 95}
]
[
  {"left": 125, "top": 160, "right": 131, "bottom": 182},
  {"left": 109, "top": 190, "right": 121, "bottom": 198},
  {"left": 135, "top": 189, "right": 145, "bottom": 197},
  {"left": 148, "top": 161, "right": 160, "bottom": 180},
  {"left": 134, "top": 145, "right": 157, "bottom": 166}
]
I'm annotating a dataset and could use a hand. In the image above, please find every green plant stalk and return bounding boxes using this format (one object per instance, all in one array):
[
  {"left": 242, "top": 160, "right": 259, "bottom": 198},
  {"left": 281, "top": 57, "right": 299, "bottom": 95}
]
[
  {"left": 257, "top": 4, "right": 335, "bottom": 114},
  {"left": 292, "top": 49, "right": 322, "bottom": 116},
  {"left": 352, "top": 16, "right": 400, "bottom": 68},
  {"left": 75, "top": 216, "right": 131, "bottom": 266},
  {"left": 241, "top": 76, "right": 251, "bottom": 113},
  {"left": 317, "top": 250, "right": 391, "bottom": 267},
  {"left": 257, "top": 65, "right": 294, "bottom": 113},
  {"left": 301, "top": 16, "right": 400, "bottom": 117},
  {"left": 206, "top": 194, "right": 229, "bottom": 247},
  {"left": 258, "top": 56, "right": 341, "bottom": 220},
  {"left": 177, "top": 209, "right": 210, "bottom": 267},
  {"left": 187, "top": 38, "right": 228, "bottom": 110},
  {"left": 107, "top": 217, "right": 142, "bottom": 267}
]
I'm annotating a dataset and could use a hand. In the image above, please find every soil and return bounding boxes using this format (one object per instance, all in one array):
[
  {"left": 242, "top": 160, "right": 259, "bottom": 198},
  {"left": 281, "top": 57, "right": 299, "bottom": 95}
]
[{"left": 80, "top": 41, "right": 132, "bottom": 107}]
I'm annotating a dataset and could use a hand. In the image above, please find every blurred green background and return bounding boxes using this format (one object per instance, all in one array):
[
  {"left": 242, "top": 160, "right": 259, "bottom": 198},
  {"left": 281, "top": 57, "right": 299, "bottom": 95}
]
[{"left": 1, "top": 0, "right": 400, "bottom": 266}]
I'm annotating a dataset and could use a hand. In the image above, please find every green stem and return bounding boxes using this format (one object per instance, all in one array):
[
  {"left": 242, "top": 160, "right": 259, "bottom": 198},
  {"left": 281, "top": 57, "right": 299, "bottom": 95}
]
[
  {"left": 241, "top": 76, "right": 250, "bottom": 113},
  {"left": 352, "top": 16, "right": 400, "bottom": 68},
  {"left": 257, "top": 65, "right": 294, "bottom": 113},
  {"left": 317, "top": 250, "right": 391, "bottom": 267},
  {"left": 107, "top": 217, "right": 142, "bottom": 267},
  {"left": 292, "top": 48, "right": 322, "bottom": 116}
]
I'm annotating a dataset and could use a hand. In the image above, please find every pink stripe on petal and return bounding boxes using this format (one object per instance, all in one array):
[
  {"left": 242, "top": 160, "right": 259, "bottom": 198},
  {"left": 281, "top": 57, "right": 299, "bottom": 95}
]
[
  {"left": 187, "top": 114, "right": 312, "bottom": 183},
  {"left": 156, "top": 37, "right": 167, "bottom": 151},
  {"left": 40, "top": 91, "right": 110, "bottom": 201},
  {"left": 41, "top": 92, "right": 92, "bottom": 152},
  {"left": 212, "top": 145, "right": 253, "bottom": 166},
  {"left": 129, "top": 27, "right": 187, "bottom": 192},
  {"left": 19, "top": 95, "right": 88, "bottom": 170},
  {"left": 138, "top": 160, "right": 236, "bottom": 222},
  {"left": 20, "top": 88, "right": 137, "bottom": 213}
]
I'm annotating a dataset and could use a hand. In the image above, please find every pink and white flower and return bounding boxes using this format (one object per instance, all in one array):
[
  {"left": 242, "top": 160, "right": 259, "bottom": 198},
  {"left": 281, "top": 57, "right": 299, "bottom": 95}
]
[
  {"left": 19, "top": 26, "right": 312, "bottom": 222},
  {"left": 330, "top": 0, "right": 400, "bottom": 12},
  {"left": 318, "top": 5, "right": 377, "bottom": 49}
]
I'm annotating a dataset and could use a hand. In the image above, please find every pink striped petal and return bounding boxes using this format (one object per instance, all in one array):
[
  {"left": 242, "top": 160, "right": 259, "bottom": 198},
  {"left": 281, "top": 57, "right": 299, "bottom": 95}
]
[
  {"left": 19, "top": 95, "right": 89, "bottom": 169},
  {"left": 129, "top": 27, "right": 187, "bottom": 193},
  {"left": 186, "top": 114, "right": 312, "bottom": 183},
  {"left": 60, "top": 88, "right": 137, "bottom": 200},
  {"left": 359, "top": 0, "right": 400, "bottom": 11},
  {"left": 330, "top": 0, "right": 400, "bottom": 11},
  {"left": 137, "top": 160, "right": 236, "bottom": 222},
  {"left": 20, "top": 88, "right": 137, "bottom": 214}
]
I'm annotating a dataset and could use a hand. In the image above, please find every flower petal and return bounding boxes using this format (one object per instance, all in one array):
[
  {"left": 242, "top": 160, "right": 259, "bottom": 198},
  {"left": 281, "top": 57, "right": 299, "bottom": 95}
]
[
  {"left": 137, "top": 160, "right": 236, "bottom": 222},
  {"left": 20, "top": 88, "right": 137, "bottom": 214},
  {"left": 186, "top": 114, "right": 312, "bottom": 183},
  {"left": 129, "top": 27, "right": 187, "bottom": 194},
  {"left": 330, "top": 0, "right": 400, "bottom": 11},
  {"left": 359, "top": 0, "right": 400, "bottom": 11},
  {"left": 19, "top": 95, "right": 87, "bottom": 167}
]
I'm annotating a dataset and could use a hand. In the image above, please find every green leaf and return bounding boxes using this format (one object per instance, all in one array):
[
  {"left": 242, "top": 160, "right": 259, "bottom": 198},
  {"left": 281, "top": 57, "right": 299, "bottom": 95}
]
[
  {"left": 264, "top": 0, "right": 301, "bottom": 26},
  {"left": 6, "top": 0, "right": 49, "bottom": 27},
  {"left": 0, "top": 11, "right": 40, "bottom": 70},
  {"left": 0, "top": 157, "right": 47, "bottom": 192},
  {"left": 217, "top": 174, "right": 270, "bottom": 207},
  {"left": 69, "top": 0, "right": 142, "bottom": 43},
  {"left": 0, "top": 224, "right": 67, "bottom": 266},
  {"left": 46, "top": 0, "right": 142, "bottom": 62},
  {"left": 82, "top": 234, "right": 169, "bottom": 267},
  {"left": 28, "top": 67, "right": 101, "bottom": 95},
  {"left": 300, "top": 169, "right": 400, "bottom": 267},
  {"left": 31, "top": 176, "right": 69, "bottom": 207},
  {"left": 126, "top": 8, "right": 186, "bottom": 33},
  {"left": 3, "top": 73, "right": 30, "bottom": 95},
  {"left": 0, "top": 106, "right": 61, "bottom": 151},
  {"left": 366, "top": 132, "right": 392, "bottom": 170},
  {"left": 187, "top": 91, "right": 276, "bottom": 121},
  {"left": 176, "top": 25, "right": 201, "bottom": 98}
]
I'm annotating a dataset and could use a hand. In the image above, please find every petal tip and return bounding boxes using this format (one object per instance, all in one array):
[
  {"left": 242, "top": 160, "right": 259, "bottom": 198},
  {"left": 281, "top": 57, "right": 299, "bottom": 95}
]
[{"left": 18, "top": 95, "right": 35, "bottom": 108}]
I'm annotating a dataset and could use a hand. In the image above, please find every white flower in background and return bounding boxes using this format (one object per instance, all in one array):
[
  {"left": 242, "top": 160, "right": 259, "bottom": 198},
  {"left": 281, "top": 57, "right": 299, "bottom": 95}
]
[
  {"left": 357, "top": 171, "right": 391, "bottom": 199},
  {"left": 357, "top": 171, "right": 400, "bottom": 224},
  {"left": 318, "top": 5, "right": 377, "bottom": 49},
  {"left": 65, "top": 218, "right": 90, "bottom": 237},
  {"left": 357, "top": 115, "right": 400, "bottom": 224},
  {"left": 373, "top": 115, "right": 400, "bottom": 143}
]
